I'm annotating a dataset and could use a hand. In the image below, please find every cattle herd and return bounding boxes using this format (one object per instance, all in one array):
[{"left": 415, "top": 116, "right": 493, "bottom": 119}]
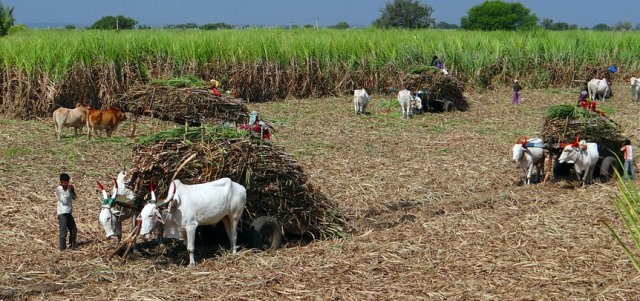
[{"left": 52, "top": 102, "right": 126, "bottom": 140}]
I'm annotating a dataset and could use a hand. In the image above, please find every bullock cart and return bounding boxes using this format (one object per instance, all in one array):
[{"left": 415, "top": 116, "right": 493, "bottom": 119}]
[
  {"left": 401, "top": 65, "right": 469, "bottom": 113},
  {"left": 415, "top": 89, "right": 455, "bottom": 113},
  {"left": 117, "top": 125, "right": 343, "bottom": 264},
  {"left": 541, "top": 104, "right": 625, "bottom": 183}
]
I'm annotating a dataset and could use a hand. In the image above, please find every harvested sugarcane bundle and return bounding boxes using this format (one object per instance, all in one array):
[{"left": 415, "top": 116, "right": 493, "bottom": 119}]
[
  {"left": 119, "top": 85, "right": 249, "bottom": 126},
  {"left": 401, "top": 65, "right": 468, "bottom": 111},
  {"left": 128, "top": 125, "right": 345, "bottom": 240},
  {"left": 542, "top": 104, "right": 625, "bottom": 157}
]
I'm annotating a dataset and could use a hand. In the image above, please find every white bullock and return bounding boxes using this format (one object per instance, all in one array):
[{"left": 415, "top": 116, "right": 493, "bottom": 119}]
[
  {"left": 397, "top": 89, "right": 413, "bottom": 119},
  {"left": 98, "top": 171, "right": 139, "bottom": 243},
  {"left": 139, "top": 178, "right": 247, "bottom": 266},
  {"left": 353, "top": 89, "right": 371, "bottom": 115},
  {"left": 558, "top": 140, "right": 599, "bottom": 187},
  {"left": 630, "top": 77, "right": 640, "bottom": 101},
  {"left": 587, "top": 78, "right": 610, "bottom": 101},
  {"left": 511, "top": 137, "right": 546, "bottom": 185},
  {"left": 52, "top": 103, "right": 91, "bottom": 140}
]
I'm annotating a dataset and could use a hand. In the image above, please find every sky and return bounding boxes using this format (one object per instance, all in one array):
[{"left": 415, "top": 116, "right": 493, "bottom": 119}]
[{"left": 3, "top": 0, "right": 638, "bottom": 29}]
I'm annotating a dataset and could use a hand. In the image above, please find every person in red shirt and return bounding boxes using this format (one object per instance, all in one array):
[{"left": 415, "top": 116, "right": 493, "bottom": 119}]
[
  {"left": 210, "top": 79, "right": 222, "bottom": 97},
  {"left": 239, "top": 111, "right": 271, "bottom": 140},
  {"left": 621, "top": 139, "right": 636, "bottom": 180}
]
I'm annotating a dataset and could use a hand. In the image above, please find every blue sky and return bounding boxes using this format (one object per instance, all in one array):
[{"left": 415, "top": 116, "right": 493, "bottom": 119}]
[{"left": 3, "top": 0, "right": 638, "bottom": 28}]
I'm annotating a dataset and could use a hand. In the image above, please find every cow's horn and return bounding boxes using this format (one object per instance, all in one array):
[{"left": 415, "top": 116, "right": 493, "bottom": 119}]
[
  {"left": 149, "top": 181, "right": 154, "bottom": 192},
  {"left": 97, "top": 180, "right": 104, "bottom": 191},
  {"left": 173, "top": 181, "right": 176, "bottom": 194},
  {"left": 113, "top": 178, "right": 118, "bottom": 189}
]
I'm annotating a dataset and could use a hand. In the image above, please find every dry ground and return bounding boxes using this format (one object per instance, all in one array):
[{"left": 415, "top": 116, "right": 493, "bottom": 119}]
[{"left": 1, "top": 82, "right": 640, "bottom": 300}]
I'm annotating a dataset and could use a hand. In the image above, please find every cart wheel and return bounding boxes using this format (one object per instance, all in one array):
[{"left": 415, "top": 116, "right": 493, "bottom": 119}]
[
  {"left": 442, "top": 101, "right": 454, "bottom": 112},
  {"left": 247, "top": 216, "right": 283, "bottom": 251},
  {"left": 600, "top": 156, "right": 618, "bottom": 182}
]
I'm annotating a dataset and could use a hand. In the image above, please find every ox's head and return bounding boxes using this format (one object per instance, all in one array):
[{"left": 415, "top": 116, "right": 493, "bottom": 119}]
[
  {"left": 411, "top": 95, "right": 423, "bottom": 110},
  {"left": 511, "top": 136, "right": 528, "bottom": 163},
  {"left": 558, "top": 138, "right": 584, "bottom": 164},
  {"left": 108, "top": 104, "right": 127, "bottom": 122},
  {"left": 139, "top": 182, "right": 162, "bottom": 237},
  {"left": 98, "top": 180, "right": 120, "bottom": 238}
]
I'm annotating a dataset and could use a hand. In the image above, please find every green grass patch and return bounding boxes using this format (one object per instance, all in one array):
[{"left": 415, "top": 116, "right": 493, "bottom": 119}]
[{"left": 1, "top": 147, "right": 32, "bottom": 158}]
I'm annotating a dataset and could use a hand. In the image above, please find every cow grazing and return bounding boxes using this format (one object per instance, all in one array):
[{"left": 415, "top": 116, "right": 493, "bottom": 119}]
[
  {"left": 52, "top": 103, "right": 91, "bottom": 140},
  {"left": 353, "top": 89, "right": 371, "bottom": 115},
  {"left": 511, "top": 137, "right": 546, "bottom": 185},
  {"left": 139, "top": 178, "right": 247, "bottom": 266},
  {"left": 588, "top": 78, "right": 610, "bottom": 101},
  {"left": 87, "top": 104, "right": 127, "bottom": 138},
  {"left": 558, "top": 139, "right": 599, "bottom": 187},
  {"left": 397, "top": 89, "right": 413, "bottom": 119},
  {"left": 98, "top": 171, "right": 140, "bottom": 244},
  {"left": 630, "top": 77, "right": 640, "bottom": 101}
]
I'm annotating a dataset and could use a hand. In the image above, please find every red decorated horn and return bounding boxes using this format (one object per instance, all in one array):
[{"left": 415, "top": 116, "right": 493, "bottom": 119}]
[
  {"left": 97, "top": 180, "right": 104, "bottom": 191},
  {"left": 516, "top": 136, "right": 527, "bottom": 145},
  {"left": 149, "top": 181, "right": 154, "bottom": 192},
  {"left": 172, "top": 181, "right": 177, "bottom": 194},
  {"left": 571, "top": 136, "right": 579, "bottom": 147},
  {"left": 113, "top": 178, "right": 118, "bottom": 189}
]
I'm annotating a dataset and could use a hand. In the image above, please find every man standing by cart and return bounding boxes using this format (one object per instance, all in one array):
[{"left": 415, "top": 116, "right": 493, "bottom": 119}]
[{"left": 621, "top": 139, "right": 636, "bottom": 180}]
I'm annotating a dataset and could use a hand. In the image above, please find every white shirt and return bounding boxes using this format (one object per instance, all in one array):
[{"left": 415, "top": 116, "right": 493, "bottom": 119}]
[{"left": 56, "top": 186, "right": 76, "bottom": 215}]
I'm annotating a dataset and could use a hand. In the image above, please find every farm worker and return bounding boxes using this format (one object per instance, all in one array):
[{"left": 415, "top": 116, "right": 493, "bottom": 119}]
[
  {"left": 512, "top": 79, "right": 522, "bottom": 104},
  {"left": 55, "top": 173, "right": 77, "bottom": 250},
  {"left": 620, "top": 139, "right": 636, "bottom": 180},
  {"left": 239, "top": 111, "right": 271, "bottom": 140},
  {"left": 210, "top": 79, "right": 222, "bottom": 97}
]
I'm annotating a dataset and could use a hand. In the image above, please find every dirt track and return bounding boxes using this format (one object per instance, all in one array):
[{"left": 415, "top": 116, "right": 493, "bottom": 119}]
[{"left": 1, "top": 82, "right": 640, "bottom": 300}]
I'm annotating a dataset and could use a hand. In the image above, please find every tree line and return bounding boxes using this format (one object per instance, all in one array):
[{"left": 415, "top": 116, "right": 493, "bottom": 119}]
[{"left": 1, "top": 0, "right": 640, "bottom": 35}]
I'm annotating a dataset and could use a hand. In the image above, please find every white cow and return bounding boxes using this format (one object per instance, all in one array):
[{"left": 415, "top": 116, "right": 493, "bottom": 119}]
[
  {"left": 397, "top": 89, "right": 413, "bottom": 119},
  {"left": 511, "top": 137, "right": 546, "bottom": 185},
  {"left": 52, "top": 103, "right": 91, "bottom": 140},
  {"left": 353, "top": 89, "right": 371, "bottom": 115},
  {"left": 588, "top": 78, "right": 610, "bottom": 101},
  {"left": 98, "top": 171, "right": 139, "bottom": 243},
  {"left": 558, "top": 140, "right": 599, "bottom": 187},
  {"left": 139, "top": 178, "right": 247, "bottom": 266},
  {"left": 630, "top": 77, "right": 640, "bottom": 101}
]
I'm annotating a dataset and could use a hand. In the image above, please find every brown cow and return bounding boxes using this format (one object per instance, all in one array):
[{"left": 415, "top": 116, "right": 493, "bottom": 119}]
[
  {"left": 52, "top": 103, "right": 91, "bottom": 140},
  {"left": 87, "top": 104, "right": 127, "bottom": 138}
]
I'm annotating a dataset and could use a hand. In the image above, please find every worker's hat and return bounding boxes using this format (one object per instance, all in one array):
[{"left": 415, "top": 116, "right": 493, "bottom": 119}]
[{"left": 210, "top": 79, "right": 220, "bottom": 88}]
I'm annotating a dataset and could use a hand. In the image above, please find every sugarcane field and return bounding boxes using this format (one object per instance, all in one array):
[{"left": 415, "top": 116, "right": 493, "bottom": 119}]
[{"left": 3, "top": 28, "right": 640, "bottom": 300}]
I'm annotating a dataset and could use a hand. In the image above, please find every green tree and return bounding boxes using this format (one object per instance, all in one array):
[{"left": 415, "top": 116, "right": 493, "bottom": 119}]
[
  {"left": 166, "top": 23, "right": 198, "bottom": 29},
  {"left": 461, "top": 0, "right": 538, "bottom": 31},
  {"left": 593, "top": 23, "right": 611, "bottom": 31},
  {"left": 0, "top": 1, "right": 15, "bottom": 36},
  {"left": 614, "top": 21, "right": 632, "bottom": 31},
  {"left": 90, "top": 15, "right": 137, "bottom": 30},
  {"left": 372, "top": 0, "right": 435, "bottom": 29},
  {"left": 541, "top": 18, "right": 553, "bottom": 29},
  {"left": 200, "top": 22, "right": 233, "bottom": 30},
  {"left": 328, "top": 21, "right": 350, "bottom": 29},
  {"left": 436, "top": 21, "right": 459, "bottom": 29},
  {"left": 64, "top": 24, "right": 76, "bottom": 30}
]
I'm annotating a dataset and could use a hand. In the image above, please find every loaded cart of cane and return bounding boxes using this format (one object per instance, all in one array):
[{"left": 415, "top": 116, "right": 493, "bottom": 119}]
[
  {"left": 110, "top": 84, "right": 344, "bottom": 263},
  {"left": 541, "top": 104, "right": 625, "bottom": 183}
]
